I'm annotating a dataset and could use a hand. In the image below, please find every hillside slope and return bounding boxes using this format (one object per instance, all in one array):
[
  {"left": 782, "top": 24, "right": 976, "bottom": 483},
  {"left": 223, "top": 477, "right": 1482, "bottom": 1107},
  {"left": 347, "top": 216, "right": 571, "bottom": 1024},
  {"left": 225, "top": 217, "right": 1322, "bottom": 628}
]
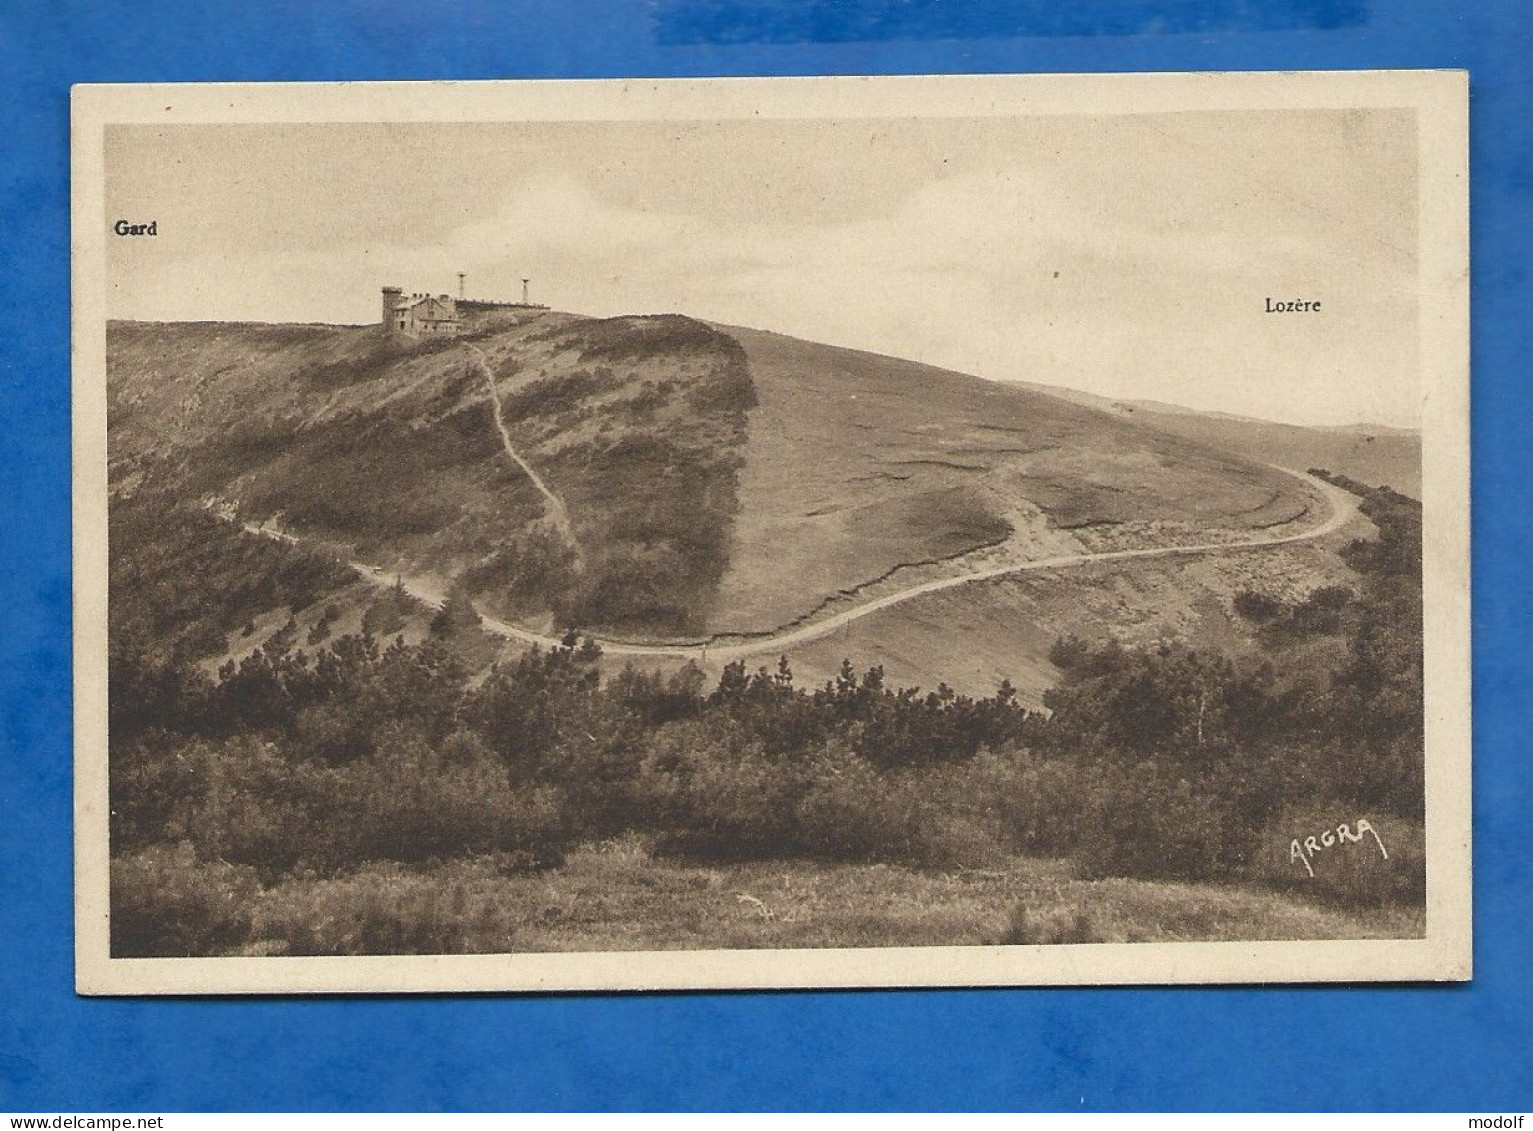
[
  {"left": 1011, "top": 381, "right": 1422, "bottom": 498},
  {"left": 110, "top": 313, "right": 1356, "bottom": 664},
  {"left": 711, "top": 325, "right": 1325, "bottom": 634},
  {"left": 1125, "top": 410, "right": 1420, "bottom": 500},
  {"left": 108, "top": 312, "right": 753, "bottom": 637}
]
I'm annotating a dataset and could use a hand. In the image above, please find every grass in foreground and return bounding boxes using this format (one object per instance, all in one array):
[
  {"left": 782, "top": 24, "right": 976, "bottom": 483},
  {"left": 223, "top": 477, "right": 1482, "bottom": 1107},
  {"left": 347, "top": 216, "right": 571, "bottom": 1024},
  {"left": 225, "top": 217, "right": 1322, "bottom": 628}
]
[{"left": 210, "top": 838, "right": 1422, "bottom": 958}]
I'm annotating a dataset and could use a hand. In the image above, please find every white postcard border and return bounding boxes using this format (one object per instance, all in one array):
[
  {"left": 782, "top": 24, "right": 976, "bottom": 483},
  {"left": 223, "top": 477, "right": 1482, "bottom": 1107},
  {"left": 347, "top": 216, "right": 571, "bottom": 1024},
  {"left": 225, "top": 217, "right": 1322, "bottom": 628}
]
[{"left": 72, "top": 70, "right": 1471, "bottom": 994}]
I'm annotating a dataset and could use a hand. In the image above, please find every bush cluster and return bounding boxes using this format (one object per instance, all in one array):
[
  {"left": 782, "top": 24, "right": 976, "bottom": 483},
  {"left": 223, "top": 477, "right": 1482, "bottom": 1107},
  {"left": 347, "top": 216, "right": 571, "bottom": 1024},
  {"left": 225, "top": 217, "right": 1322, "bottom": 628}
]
[
  {"left": 108, "top": 474, "right": 1425, "bottom": 954},
  {"left": 111, "top": 843, "right": 261, "bottom": 957},
  {"left": 1031, "top": 479, "right": 1425, "bottom": 885}
]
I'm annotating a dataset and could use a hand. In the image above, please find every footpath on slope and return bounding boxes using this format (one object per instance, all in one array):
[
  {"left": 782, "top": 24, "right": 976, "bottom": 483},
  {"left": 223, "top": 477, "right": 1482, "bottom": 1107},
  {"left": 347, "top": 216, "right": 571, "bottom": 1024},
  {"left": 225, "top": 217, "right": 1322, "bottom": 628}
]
[{"left": 465, "top": 342, "right": 580, "bottom": 558}]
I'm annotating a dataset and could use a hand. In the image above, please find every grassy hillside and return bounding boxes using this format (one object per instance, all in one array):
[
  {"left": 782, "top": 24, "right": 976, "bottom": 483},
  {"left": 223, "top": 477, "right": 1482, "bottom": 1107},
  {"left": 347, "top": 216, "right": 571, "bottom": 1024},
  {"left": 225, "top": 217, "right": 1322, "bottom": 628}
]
[
  {"left": 711, "top": 326, "right": 1324, "bottom": 634},
  {"left": 1011, "top": 381, "right": 1421, "bottom": 498},
  {"left": 760, "top": 515, "right": 1370, "bottom": 706},
  {"left": 108, "top": 312, "right": 753, "bottom": 638},
  {"left": 111, "top": 313, "right": 1362, "bottom": 658},
  {"left": 1138, "top": 413, "right": 1419, "bottom": 500}
]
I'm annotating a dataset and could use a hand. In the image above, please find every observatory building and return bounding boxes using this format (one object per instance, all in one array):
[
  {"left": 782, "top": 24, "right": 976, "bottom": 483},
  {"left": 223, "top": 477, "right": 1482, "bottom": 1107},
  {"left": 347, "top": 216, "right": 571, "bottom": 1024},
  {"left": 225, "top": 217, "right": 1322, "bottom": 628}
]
[
  {"left": 380, "top": 287, "right": 460, "bottom": 337},
  {"left": 381, "top": 276, "right": 546, "bottom": 336}
]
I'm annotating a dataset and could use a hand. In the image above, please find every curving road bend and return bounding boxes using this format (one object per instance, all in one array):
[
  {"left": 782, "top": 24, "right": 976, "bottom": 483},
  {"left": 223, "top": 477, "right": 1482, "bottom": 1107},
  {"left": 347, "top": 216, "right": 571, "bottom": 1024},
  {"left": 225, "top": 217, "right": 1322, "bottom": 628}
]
[
  {"left": 255, "top": 464, "right": 1359, "bottom": 664},
  {"left": 554, "top": 466, "right": 1359, "bottom": 661}
]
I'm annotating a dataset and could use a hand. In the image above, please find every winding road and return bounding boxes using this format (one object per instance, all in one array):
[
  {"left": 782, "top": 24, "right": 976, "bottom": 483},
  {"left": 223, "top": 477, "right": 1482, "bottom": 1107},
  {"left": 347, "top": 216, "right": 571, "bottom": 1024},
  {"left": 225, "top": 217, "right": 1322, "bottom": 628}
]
[{"left": 253, "top": 460, "right": 1359, "bottom": 665}]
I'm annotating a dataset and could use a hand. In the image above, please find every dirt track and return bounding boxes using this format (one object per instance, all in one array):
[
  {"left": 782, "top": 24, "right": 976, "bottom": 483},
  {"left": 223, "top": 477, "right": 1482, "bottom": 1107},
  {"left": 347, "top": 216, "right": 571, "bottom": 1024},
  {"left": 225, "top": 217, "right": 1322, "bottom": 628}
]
[
  {"left": 252, "top": 465, "right": 1358, "bottom": 664},
  {"left": 466, "top": 342, "right": 579, "bottom": 554}
]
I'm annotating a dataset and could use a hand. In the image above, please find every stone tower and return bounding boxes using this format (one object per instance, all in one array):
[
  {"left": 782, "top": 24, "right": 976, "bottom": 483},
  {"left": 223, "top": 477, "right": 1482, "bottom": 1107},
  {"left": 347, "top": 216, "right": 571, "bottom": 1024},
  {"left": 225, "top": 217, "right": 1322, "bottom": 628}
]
[{"left": 381, "top": 286, "right": 403, "bottom": 334}]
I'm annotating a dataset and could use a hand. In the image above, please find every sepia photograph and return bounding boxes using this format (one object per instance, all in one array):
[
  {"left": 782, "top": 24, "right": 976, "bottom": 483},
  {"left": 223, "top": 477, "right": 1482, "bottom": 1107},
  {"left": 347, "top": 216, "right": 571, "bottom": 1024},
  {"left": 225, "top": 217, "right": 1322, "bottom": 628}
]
[{"left": 71, "top": 72, "right": 1470, "bottom": 993}]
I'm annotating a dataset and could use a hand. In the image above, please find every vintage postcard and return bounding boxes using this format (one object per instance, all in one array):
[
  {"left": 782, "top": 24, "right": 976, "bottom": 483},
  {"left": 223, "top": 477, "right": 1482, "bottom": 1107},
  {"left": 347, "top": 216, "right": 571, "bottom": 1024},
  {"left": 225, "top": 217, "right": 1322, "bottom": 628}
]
[{"left": 72, "top": 72, "right": 1470, "bottom": 994}]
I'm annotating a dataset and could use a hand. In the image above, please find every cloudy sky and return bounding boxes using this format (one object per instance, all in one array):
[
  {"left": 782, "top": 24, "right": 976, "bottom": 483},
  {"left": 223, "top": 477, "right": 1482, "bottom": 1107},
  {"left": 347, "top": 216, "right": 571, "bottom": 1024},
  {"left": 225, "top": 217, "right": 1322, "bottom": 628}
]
[{"left": 104, "top": 110, "right": 1419, "bottom": 427}]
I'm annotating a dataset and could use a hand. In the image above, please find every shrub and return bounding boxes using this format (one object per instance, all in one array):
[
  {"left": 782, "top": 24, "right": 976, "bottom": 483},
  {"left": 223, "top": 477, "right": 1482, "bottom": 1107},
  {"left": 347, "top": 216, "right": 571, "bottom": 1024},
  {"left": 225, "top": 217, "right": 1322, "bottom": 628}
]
[
  {"left": 1047, "top": 635, "right": 1096, "bottom": 671},
  {"left": 344, "top": 726, "right": 570, "bottom": 865},
  {"left": 430, "top": 587, "right": 482, "bottom": 637},
  {"left": 1074, "top": 757, "right": 1259, "bottom": 883},
  {"left": 640, "top": 725, "right": 959, "bottom": 865},
  {"left": 458, "top": 527, "right": 578, "bottom": 618},
  {"left": 109, "top": 491, "right": 355, "bottom": 668},
  {"left": 361, "top": 590, "right": 410, "bottom": 638},
  {"left": 1007, "top": 752, "right": 1100, "bottom": 856},
  {"left": 499, "top": 367, "right": 622, "bottom": 423},
  {"left": 110, "top": 731, "right": 214, "bottom": 853},
  {"left": 916, "top": 747, "right": 1085, "bottom": 859},
  {"left": 292, "top": 699, "right": 377, "bottom": 765},
  {"left": 1321, "top": 732, "right": 1426, "bottom": 819},
  {"left": 111, "top": 842, "right": 260, "bottom": 957},
  {"left": 573, "top": 314, "right": 728, "bottom": 364},
  {"left": 169, "top": 724, "right": 572, "bottom": 876},
  {"left": 1232, "top": 589, "right": 1283, "bottom": 623},
  {"left": 791, "top": 741, "right": 940, "bottom": 863},
  {"left": 188, "top": 735, "right": 350, "bottom": 873},
  {"left": 640, "top": 721, "right": 799, "bottom": 860},
  {"left": 686, "top": 349, "right": 756, "bottom": 417}
]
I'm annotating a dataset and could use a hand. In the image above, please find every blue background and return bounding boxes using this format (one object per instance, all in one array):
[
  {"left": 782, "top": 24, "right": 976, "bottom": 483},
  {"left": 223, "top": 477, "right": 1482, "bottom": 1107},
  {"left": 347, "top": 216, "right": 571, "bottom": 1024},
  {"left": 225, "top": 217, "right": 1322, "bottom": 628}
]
[{"left": 1, "top": 0, "right": 1527, "bottom": 1112}]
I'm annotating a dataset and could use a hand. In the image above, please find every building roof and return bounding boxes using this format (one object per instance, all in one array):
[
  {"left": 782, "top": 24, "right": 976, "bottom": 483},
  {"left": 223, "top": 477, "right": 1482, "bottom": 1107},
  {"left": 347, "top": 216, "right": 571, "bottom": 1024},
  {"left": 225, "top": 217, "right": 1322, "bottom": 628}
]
[{"left": 396, "top": 294, "right": 457, "bottom": 314}]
